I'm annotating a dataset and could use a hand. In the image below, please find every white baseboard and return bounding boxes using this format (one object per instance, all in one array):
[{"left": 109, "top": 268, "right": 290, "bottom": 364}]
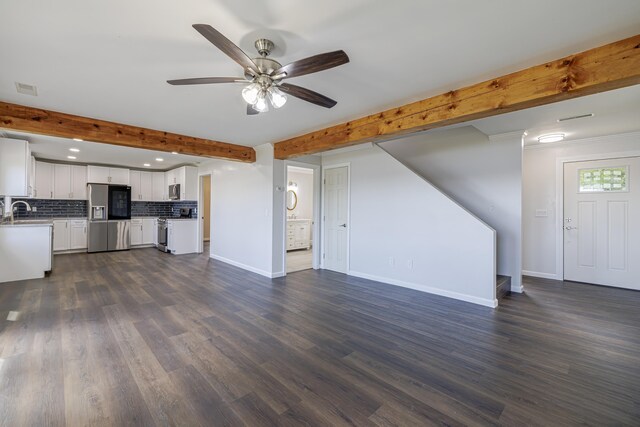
[
  {"left": 271, "top": 271, "right": 286, "bottom": 278},
  {"left": 511, "top": 284, "right": 524, "bottom": 293},
  {"left": 522, "top": 270, "right": 559, "bottom": 280},
  {"left": 348, "top": 270, "right": 498, "bottom": 308},
  {"left": 209, "top": 254, "right": 277, "bottom": 278}
]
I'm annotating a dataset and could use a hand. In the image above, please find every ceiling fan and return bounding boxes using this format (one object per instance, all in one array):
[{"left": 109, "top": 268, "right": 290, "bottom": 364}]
[{"left": 167, "top": 24, "right": 349, "bottom": 115}]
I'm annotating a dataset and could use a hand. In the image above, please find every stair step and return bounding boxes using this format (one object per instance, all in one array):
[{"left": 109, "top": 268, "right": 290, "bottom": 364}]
[{"left": 496, "top": 275, "right": 511, "bottom": 300}]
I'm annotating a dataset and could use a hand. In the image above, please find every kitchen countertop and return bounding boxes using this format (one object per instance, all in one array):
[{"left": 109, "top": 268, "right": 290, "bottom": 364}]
[{"left": 0, "top": 220, "right": 53, "bottom": 227}]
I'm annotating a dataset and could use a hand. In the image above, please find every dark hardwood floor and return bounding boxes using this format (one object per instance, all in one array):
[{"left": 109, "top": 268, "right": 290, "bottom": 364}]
[{"left": 1, "top": 248, "right": 639, "bottom": 426}]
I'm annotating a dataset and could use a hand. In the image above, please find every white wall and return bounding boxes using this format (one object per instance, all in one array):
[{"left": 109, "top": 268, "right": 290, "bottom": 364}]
[
  {"left": 380, "top": 127, "right": 524, "bottom": 290},
  {"left": 323, "top": 144, "right": 497, "bottom": 307},
  {"left": 198, "top": 143, "right": 276, "bottom": 277},
  {"left": 287, "top": 168, "right": 314, "bottom": 220},
  {"left": 523, "top": 131, "right": 640, "bottom": 278}
]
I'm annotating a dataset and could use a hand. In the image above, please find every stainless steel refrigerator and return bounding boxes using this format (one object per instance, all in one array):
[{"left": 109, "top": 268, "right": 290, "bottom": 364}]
[{"left": 87, "top": 183, "right": 131, "bottom": 253}]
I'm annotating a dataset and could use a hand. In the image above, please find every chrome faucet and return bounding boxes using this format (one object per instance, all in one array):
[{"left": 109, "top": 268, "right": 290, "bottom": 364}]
[{"left": 7, "top": 200, "right": 32, "bottom": 224}]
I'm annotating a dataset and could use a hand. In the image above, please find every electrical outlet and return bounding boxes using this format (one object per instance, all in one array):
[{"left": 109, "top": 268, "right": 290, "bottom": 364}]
[
  {"left": 389, "top": 257, "right": 395, "bottom": 267},
  {"left": 407, "top": 259, "right": 413, "bottom": 269},
  {"left": 31, "top": 206, "right": 37, "bottom": 212}
]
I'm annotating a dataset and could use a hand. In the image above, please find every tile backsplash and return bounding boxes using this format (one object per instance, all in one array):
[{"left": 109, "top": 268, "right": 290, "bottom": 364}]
[
  {"left": 5, "top": 198, "right": 197, "bottom": 219},
  {"left": 132, "top": 201, "right": 197, "bottom": 218}
]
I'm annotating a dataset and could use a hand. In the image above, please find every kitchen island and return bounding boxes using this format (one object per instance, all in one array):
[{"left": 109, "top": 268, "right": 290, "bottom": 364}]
[{"left": 0, "top": 220, "right": 53, "bottom": 283}]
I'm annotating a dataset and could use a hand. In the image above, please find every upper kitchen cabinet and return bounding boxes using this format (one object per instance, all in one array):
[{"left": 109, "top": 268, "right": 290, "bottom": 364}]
[
  {"left": 87, "top": 165, "right": 129, "bottom": 185},
  {"left": 166, "top": 166, "right": 197, "bottom": 200},
  {"left": 35, "top": 161, "right": 54, "bottom": 199},
  {"left": 0, "top": 137, "right": 33, "bottom": 197},
  {"left": 130, "top": 170, "right": 154, "bottom": 201},
  {"left": 152, "top": 172, "right": 167, "bottom": 201},
  {"left": 53, "top": 164, "right": 87, "bottom": 199}
]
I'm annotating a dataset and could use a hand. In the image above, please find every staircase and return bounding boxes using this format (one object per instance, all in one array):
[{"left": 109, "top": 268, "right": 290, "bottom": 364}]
[{"left": 496, "top": 275, "right": 511, "bottom": 300}]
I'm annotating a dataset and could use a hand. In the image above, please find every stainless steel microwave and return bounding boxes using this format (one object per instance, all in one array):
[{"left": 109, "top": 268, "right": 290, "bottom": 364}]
[{"left": 168, "top": 184, "right": 181, "bottom": 200}]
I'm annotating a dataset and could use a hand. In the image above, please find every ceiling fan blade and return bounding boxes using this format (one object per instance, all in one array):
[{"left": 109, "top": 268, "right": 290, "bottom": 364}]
[
  {"left": 192, "top": 24, "right": 259, "bottom": 74},
  {"left": 247, "top": 104, "right": 259, "bottom": 115},
  {"left": 279, "top": 83, "right": 337, "bottom": 108},
  {"left": 167, "top": 77, "right": 247, "bottom": 85},
  {"left": 274, "top": 50, "right": 349, "bottom": 79}
]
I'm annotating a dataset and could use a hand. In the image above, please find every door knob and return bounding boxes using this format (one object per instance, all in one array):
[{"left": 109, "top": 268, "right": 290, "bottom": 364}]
[
  {"left": 339, "top": 223, "right": 347, "bottom": 227},
  {"left": 564, "top": 226, "right": 578, "bottom": 230}
]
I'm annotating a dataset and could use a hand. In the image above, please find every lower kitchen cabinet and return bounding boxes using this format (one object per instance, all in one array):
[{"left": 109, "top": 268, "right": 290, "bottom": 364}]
[
  {"left": 131, "top": 218, "right": 157, "bottom": 246},
  {"left": 53, "top": 219, "right": 87, "bottom": 252}
]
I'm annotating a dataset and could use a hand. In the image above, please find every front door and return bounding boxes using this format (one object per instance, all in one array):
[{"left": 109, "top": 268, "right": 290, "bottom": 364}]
[
  {"left": 323, "top": 166, "right": 349, "bottom": 273},
  {"left": 563, "top": 157, "right": 639, "bottom": 290}
]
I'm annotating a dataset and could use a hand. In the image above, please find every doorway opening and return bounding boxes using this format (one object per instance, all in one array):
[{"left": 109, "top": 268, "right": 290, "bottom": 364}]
[
  {"left": 285, "top": 165, "right": 317, "bottom": 273},
  {"left": 198, "top": 174, "right": 212, "bottom": 254}
]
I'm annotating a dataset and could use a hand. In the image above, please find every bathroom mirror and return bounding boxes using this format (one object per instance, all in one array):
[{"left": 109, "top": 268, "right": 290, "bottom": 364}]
[{"left": 286, "top": 190, "right": 298, "bottom": 211}]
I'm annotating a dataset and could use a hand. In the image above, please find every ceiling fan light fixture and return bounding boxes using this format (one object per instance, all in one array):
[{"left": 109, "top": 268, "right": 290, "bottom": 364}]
[
  {"left": 242, "top": 83, "right": 260, "bottom": 104},
  {"left": 254, "top": 90, "right": 269, "bottom": 112},
  {"left": 268, "top": 86, "right": 287, "bottom": 109}
]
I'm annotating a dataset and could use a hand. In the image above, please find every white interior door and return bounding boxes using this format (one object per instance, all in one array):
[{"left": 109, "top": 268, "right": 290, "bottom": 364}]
[
  {"left": 323, "top": 165, "right": 349, "bottom": 273},
  {"left": 563, "top": 157, "right": 639, "bottom": 290}
]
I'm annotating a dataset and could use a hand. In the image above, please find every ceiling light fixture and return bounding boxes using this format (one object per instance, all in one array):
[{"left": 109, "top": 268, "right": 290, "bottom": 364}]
[
  {"left": 67, "top": 155, "right": 77, "bottom": 160},
  {"left": 73, "top": 138, "right": 83, "bottom": 142},
  {"left": 239, "top": 40, "right": 287, "bottom": 113},
  {"left": 69, "top": 148, "right": 80, "bottom": 152},
  {"left": 537, "top": 133, "right": 565, "bottom": 143},
  {"left": 155, "top": 158, "right": 164, "bottom": 162},
  {"left": 144, "top": 163, "right": 151, "bottom": 167}
]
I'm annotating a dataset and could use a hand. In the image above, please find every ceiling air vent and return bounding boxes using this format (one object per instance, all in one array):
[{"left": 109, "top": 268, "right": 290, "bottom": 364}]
[
  {"left": 557, "top": 113, "right": 594, "bottom": 122},
  {"left": 15, "top": 82, "right": 38, "bottom": 96}
]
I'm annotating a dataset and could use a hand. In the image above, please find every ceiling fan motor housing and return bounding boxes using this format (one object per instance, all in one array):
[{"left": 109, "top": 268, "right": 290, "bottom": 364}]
[{"left": 255, "top": 38, "right": 274, "bottom": 57}]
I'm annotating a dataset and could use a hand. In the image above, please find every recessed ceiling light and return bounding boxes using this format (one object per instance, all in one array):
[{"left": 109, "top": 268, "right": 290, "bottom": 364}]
[
  {"left": 538, "top": 133, "right": 565, "bottom": 143},
  {"left": 155, "top": 158, "right": 164, "bottom": 162},
  {"left": 171, "top": 152, "right": 178, "bottom": 155},
  {"left": 144, "top": 163, "right": 151, "bottom": 167},
  {"left": 69, "top": 148, "right": 80, "bottom": 152},
  {"left": 73, "top": 138, "right": 83, "bottom": 142},
  {"left": 67, "top": 155, "right": 77, "bottom": 160}
]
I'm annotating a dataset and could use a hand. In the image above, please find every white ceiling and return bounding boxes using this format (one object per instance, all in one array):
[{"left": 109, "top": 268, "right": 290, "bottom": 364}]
[
  {"left": 469, "top": 85, "right": 640, "bottom": 145},
  {"left": 1, "top": 0, "right": 639, "bottom": 149},
  {"left": 1, "top": 131, "right": 203, "bottom": 171}
]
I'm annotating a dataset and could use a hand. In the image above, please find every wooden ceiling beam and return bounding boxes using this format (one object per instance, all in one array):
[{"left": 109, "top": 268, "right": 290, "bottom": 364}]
[
  {"left": 274, "top": 34, "right": 640, "bottom": 159},
  {"left": 0, "top": 101, "right": 256, "bottom": 162}
]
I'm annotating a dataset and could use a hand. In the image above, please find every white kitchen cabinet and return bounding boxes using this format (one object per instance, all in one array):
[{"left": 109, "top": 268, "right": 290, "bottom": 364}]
[
  {"left": 30, "top": 156, "right": 36, "bottom": 196},
  {"left": 142, "top": 218, "right": 155, "bottom": 244},
  {"left": 130, "top": 171, "right": 141, "bottom": 200},
  {"left": 35, "top": 161, "right": 54, "bottom": 199},
  {"left": 87, "top": 165, "right": 110, "bottom": 183},
  {"left": 87, "top": 166, "right": 129, "bottom": 185},
  {"left": 130, "top": 171, "right": 154, "bottom": 201},
  {"left": 0, "top": 137, "right": 32, "bottom": 197},
  {"left": 53, "top": 220, "right": 70, "bottom": 251},
  {"left": 131, "top": 218, "right": 156, "bottom": 246},
  {"left": 152, "top": 172, "right": 166, "bottom": 201},
  {"left": 286, "top": 219, "right": 312, "bottom": 251},
  {"left": 131, "top": 219, "right": 143, "bottom": 245},
  {"left": 69, "top": 220, "right": 88, "bottom": 249},
  {"left": 53, "top": 164, "right": 87, "bottom": 199},
  {"left": 109, "top": 167, "right": 129, "bottom": 185},
  {"left": 166, "top": 219, "right": 198, "bottom": 254},
  {"left": 71, "top": 165, "right": 87, "bottom": 199},
  {"left": 53, "top": 164, "right": 71, "bottom": 199},
  {"left": 54, "top": 219, "right": 87, "bottom": 251}
]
